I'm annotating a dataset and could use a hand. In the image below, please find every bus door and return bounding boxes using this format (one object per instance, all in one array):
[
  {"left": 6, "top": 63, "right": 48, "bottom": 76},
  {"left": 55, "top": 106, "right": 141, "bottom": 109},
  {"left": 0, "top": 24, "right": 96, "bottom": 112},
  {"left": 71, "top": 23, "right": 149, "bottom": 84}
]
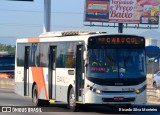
[
  {"left": 75, "top": 45, "right": 84, "bottom": 102},
  {"left": 48, "top": 46, "right": 56, "bottom": 99},
  {"left": 24, "top": 46, "right": 30, "bottom": 96}
]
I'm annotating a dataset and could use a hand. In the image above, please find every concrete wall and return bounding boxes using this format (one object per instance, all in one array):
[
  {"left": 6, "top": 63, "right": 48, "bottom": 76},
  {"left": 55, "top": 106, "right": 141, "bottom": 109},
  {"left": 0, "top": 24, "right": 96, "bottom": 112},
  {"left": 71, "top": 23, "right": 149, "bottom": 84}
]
[{"left": 0, "top": 78, "right": 15, "bottom": 89}]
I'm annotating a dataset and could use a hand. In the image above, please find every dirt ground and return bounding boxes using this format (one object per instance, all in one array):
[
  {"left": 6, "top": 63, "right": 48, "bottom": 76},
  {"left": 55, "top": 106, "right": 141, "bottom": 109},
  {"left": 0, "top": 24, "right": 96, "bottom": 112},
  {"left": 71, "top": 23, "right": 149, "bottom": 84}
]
[{"left": 147, "top": 74, "right": 153, "bottom": 88}]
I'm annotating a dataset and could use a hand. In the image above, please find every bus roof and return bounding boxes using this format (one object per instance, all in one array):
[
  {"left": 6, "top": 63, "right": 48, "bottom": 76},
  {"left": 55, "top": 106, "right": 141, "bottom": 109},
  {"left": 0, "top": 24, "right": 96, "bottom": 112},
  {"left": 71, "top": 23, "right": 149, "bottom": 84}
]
[
  {"left": 16, "top": 31, "right": 145, "bottom": 44},
  {"left": 16, "top": 31, "right": 107, "bottom": 43},
  {"left": 39, "top": 31, "right": 107, "bottom": 38}
]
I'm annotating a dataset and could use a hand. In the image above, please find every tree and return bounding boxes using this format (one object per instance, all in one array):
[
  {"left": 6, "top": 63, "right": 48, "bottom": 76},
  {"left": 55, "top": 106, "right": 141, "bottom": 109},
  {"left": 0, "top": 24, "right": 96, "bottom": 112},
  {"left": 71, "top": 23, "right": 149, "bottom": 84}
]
[{"left": 0, "top": 44, "right": 15, "bottom": 54}]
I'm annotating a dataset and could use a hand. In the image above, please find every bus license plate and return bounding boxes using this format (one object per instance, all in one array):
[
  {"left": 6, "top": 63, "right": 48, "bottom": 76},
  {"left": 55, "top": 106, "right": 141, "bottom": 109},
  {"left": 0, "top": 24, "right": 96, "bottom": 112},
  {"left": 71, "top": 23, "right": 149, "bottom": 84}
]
[{"left": 114, "top": 97, "right": 124, "bottom": 101}]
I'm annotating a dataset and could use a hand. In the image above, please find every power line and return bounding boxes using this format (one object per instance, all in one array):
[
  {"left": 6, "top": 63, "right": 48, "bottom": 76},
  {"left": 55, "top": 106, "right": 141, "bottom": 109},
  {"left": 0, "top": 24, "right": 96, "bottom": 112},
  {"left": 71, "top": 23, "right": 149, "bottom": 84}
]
[
  {"left": 0, "top": 23, "right": 41, "bottom": 27},
  {"left": 0, "top": 9, "right": 83, "bottom": 15},
  {"left": 0, "top": 22, "right": 85, "bottom": 28}
]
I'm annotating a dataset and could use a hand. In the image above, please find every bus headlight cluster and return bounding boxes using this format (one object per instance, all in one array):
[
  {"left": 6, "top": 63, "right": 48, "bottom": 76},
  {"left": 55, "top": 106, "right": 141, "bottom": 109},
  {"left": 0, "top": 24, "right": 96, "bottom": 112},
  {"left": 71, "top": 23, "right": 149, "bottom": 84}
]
[{"left": 90, "top": 87, "right": 101, "bottom": 94}]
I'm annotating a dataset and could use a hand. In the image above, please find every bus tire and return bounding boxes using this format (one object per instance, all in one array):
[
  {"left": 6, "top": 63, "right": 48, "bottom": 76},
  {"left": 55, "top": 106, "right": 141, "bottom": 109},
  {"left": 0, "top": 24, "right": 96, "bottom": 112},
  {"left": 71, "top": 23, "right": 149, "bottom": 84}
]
[
  {"left": 67, "top": 87, "right": 79, "bottom": 112},
  {"left": 32, "top": 85, "right": 43, "bottom": 106}
]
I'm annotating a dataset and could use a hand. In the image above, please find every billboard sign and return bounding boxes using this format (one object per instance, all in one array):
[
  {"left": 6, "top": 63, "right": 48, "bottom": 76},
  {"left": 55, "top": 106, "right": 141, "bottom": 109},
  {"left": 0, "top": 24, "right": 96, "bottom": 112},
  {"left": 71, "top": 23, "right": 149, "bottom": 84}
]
[
  {"left": 85, "top": 0, "right": 109, "bottom": 22},
  {"left": 85, "top": 0, "right": 160, "bottom": 24}
]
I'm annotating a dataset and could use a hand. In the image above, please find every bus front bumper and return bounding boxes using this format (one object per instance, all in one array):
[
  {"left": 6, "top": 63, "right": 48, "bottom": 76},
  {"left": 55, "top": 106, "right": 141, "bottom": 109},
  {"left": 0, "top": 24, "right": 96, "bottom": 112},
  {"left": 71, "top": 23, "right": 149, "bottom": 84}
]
[{"left": 84, "top": 90, "right": 146, "bottom": 105}]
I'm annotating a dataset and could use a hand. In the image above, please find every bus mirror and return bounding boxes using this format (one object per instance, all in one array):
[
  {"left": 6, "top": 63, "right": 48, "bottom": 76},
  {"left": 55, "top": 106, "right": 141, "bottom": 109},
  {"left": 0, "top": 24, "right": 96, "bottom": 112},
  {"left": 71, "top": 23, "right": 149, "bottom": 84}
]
[
  {"left": 85, "top": 62, "right": 88, "bottom": 67},
  {"left": 83, "top": 51, "right": 87, "bottom": 60},
  {"left": 84, "top": 51, "right": 90, "bottom": 66}
]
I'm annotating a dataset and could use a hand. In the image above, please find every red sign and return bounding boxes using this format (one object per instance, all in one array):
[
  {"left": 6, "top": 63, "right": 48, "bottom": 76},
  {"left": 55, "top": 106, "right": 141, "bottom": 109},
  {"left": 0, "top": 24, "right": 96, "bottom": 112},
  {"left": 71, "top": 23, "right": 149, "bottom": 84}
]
[{"left": 91, "top": 67, "right": 106, "bottom": 71}]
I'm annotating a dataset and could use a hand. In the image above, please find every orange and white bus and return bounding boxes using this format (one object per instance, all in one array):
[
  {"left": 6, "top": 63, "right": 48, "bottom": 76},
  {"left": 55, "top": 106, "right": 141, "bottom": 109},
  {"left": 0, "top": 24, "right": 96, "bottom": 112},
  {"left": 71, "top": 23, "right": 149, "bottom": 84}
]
[{"left": 15, "top": 31, "right": 146, "bottom": 111}]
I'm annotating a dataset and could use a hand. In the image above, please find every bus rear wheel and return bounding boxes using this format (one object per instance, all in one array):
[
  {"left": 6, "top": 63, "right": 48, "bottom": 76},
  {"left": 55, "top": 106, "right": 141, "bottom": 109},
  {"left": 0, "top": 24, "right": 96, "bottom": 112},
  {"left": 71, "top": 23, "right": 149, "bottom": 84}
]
[
  {"left": 32, "top": 85, "right": 40, "bottom": 106},
  {"left": 32, "top": 85, "right": 49, "bottom": 106}
]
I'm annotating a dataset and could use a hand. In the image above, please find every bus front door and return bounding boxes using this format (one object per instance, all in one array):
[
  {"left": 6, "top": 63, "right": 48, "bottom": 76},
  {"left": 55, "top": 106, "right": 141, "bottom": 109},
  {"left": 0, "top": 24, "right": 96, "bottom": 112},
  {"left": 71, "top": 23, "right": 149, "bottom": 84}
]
[
  {"left": 48, "top": 46, "right": 56, "bottom": 99},
  {"left": 75, "top": 45, "right": 84, "bottom": 102},
  {"left": 24, "top": 46, "right": 30, "bottom": 96}
]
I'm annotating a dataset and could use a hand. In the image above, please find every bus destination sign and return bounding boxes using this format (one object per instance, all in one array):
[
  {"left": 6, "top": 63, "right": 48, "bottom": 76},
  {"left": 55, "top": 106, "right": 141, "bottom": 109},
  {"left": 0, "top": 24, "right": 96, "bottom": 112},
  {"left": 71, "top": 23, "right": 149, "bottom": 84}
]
[{"left": 96, "top": 37, "right": 145, "bottom": 45}]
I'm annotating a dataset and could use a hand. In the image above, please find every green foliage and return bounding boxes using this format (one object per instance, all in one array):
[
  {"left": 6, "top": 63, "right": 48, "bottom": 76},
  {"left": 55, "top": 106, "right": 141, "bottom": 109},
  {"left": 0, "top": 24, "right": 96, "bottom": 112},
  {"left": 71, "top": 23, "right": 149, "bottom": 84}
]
[{"left": 0, "top": 43, "right": 15, "bottom": 54}]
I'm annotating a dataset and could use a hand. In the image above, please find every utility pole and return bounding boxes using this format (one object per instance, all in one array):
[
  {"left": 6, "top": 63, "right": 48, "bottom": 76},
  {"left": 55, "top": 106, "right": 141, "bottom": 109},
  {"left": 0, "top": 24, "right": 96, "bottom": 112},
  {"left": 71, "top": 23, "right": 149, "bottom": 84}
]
[
  {"left": 43, "top": 0, "right": 51, "bottom": 32},
  {"left": 118, "top": 23, "right": 123, "bottom": 33}
]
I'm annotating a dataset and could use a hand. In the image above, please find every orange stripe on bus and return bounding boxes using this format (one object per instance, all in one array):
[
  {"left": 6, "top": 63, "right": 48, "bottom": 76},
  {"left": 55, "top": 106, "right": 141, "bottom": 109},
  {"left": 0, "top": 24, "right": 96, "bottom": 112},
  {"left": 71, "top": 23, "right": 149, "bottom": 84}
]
[
  {"left": 28, "top": 38, "right": 40, "bottom": 42},
  {"left": 31, "top": 67, "right": 48, "bottom": 100}
]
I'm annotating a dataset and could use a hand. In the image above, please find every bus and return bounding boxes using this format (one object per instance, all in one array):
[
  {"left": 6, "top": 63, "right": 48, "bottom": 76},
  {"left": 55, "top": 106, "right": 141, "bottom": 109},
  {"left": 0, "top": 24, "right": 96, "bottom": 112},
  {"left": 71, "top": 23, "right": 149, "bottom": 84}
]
[
  {"left": 15, "top": 31, "right": 146, "bottom": 111},
  {"left": 0, "top": 52, "right": 15, "bottom": 79}
]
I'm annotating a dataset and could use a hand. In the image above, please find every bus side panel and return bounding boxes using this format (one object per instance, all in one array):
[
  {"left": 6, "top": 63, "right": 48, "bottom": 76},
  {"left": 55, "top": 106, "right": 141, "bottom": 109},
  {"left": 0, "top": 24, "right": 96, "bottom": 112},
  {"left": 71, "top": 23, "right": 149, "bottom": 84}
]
[
  {"left": 15, "top": 67, "right": 24, "bottom": 96},
  {"left": 56, "top": 68, "right": 75, "bottom": 103},
  {"left": 42, "top": 68, "right": 49, "bottom": 99},
  {"left": 15, "top": 66, "right": 49, "bottom": 99},
  {"left": 31, "top": 67, "right": 49, "bottom": 100}
]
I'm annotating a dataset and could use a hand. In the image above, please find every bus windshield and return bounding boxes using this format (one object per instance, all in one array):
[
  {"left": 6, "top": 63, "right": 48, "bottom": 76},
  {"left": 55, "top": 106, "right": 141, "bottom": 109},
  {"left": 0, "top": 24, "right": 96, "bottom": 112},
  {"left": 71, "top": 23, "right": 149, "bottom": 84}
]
[{"left": 87, "top": 48, "right": 146, "bottom": 79}]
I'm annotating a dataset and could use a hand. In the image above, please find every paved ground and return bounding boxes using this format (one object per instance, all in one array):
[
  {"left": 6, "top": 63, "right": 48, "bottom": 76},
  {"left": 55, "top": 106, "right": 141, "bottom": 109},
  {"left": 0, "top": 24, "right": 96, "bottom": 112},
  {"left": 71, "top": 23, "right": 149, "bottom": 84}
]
[{"left": 0, "top": 88, "right": 160, "bottom": 115}]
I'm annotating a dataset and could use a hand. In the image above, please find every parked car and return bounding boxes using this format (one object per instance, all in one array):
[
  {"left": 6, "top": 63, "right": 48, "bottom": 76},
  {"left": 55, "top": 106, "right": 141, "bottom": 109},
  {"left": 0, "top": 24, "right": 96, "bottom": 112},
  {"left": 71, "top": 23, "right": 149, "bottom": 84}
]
[{"left": 153, "top": 71, "right": 160, "bottom": 88}]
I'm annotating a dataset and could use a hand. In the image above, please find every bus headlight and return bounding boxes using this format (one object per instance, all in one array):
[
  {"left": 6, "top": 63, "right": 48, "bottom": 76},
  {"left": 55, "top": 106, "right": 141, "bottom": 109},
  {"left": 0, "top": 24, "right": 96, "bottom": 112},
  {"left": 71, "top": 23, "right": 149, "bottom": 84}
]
[
  {"left": 135, "top": 85, "right": 146, "bottom": 94},
  {"left": 96, "top": 90, "right": 101, "bottom": 94},
  {"left": 136, "top": 89, "right": 140, "bottom": 94}
]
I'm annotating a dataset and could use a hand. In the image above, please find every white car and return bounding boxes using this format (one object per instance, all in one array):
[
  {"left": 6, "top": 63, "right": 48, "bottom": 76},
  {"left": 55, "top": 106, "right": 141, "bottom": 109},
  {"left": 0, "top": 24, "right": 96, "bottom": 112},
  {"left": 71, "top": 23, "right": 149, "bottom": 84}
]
[{"left": 153, "top": 71, "right": 160, "bottom": 88}]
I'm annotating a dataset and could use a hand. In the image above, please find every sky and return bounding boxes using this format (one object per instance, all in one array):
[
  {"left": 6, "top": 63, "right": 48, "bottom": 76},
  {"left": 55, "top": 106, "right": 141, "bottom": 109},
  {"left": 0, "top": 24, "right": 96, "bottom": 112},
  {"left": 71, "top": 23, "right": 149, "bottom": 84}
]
[{"left": 0, "top": 0, "right": 159, "bottom": 45}]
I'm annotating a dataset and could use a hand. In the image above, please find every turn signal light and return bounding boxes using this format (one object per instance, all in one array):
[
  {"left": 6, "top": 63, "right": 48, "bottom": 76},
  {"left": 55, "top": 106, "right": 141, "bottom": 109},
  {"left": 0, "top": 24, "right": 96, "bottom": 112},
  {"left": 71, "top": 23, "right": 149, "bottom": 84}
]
[{"left": 136, "top": 89, "right": 140, "bottom": 94}]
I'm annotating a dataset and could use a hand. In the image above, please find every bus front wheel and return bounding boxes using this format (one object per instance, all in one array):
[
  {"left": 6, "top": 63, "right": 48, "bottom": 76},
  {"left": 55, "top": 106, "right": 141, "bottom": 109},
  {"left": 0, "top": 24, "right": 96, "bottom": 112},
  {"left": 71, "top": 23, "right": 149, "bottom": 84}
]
[{"left": 67, "top": 87, "right": 79, "bottom": 111}]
